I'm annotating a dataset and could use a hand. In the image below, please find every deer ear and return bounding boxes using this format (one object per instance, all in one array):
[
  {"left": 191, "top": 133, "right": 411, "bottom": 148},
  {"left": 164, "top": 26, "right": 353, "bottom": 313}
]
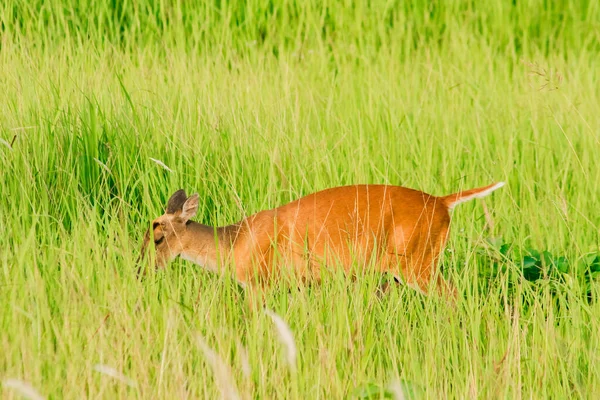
[
  {"left": 180, "top": 193, "right": 199, "bottom": 221},
  {"left": 166, "top": 189, "right": 187, "bottom": 214}
]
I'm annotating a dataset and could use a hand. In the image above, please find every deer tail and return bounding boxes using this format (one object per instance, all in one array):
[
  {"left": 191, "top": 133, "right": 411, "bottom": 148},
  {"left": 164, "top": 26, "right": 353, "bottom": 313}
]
[{"left": 441, "top": 182, "right": 505, "bottom": 210}]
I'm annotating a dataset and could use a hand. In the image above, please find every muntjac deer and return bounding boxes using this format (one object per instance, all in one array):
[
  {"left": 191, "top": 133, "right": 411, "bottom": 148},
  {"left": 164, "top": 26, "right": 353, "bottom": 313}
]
[{"left": 138, "top": 182, "right": 504, "bottom": 300}]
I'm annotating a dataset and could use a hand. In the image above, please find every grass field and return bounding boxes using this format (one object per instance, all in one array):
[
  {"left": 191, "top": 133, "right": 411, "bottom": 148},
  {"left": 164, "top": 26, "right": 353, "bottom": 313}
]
[{"left": 1, "top": 1, "right": 600, "bottom": 398}]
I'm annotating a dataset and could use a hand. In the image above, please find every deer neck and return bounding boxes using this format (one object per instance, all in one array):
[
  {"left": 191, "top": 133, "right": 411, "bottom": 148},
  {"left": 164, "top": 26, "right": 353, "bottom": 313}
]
[{"left": 179, "top": 221, "right": 238, "bottom": 273}]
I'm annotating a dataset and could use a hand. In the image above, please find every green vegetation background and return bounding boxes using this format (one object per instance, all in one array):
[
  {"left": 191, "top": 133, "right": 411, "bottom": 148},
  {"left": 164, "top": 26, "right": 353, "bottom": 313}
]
[{"left": 1, "top": 1, "right": 599, "bottom": 398}]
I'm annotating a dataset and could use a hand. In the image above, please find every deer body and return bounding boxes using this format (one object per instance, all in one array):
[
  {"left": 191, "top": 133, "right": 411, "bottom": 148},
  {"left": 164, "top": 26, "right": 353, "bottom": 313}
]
[{"left": 139, "top": 182, "right": 504, "bottom": 298}]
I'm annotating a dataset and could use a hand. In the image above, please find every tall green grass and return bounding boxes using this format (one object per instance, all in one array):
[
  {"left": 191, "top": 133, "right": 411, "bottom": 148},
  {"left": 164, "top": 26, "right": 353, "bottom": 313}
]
[{"left": 1, "top": 1, "right": 599, "bottom": 398}]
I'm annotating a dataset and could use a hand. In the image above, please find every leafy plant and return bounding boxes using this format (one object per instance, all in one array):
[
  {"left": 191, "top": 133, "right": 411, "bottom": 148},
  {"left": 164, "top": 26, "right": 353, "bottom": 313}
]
[{"left": 481, "top": 237, "right": 599, "bottom": 301}]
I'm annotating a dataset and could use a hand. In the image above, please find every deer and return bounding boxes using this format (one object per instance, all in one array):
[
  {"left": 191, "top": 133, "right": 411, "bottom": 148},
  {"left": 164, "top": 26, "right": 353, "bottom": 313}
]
[{"left": 137, "top": 182, "right": 504, "bottom": 304}]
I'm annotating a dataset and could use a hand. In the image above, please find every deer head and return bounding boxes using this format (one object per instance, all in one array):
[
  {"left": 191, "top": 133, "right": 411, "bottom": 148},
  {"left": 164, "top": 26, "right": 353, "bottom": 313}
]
[{"left": 137, "top": 189, "right": 199, "bottom": 275}]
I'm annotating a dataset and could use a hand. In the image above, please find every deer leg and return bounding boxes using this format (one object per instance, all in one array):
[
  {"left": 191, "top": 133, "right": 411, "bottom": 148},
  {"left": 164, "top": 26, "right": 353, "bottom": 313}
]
[
  {"left": 409, "top": 225, "right": 456, "bottom": 300},
  {"left": 383, "top": 220, "right": 455, "bottom": 300}
]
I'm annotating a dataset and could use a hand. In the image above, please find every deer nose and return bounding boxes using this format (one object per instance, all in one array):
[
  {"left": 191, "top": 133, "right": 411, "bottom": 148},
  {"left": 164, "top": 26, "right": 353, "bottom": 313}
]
[
  {"left": 135, "top": 249, "right": 154, "bottom": 279},
  {"left": 136, "top": 263, "right": 147, "bottom": 280}
]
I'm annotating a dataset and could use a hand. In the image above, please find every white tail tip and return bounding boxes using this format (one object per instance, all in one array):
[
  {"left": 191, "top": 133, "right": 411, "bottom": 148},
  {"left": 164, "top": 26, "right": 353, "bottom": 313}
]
[{"left": 446, "top": 181, "right": 506, "bottom": 210}]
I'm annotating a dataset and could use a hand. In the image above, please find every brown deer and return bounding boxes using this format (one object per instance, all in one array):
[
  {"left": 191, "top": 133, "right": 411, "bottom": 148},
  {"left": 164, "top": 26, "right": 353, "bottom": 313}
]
[{"left": 138, "top": 182, "right": 504, "bottom": 302}]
